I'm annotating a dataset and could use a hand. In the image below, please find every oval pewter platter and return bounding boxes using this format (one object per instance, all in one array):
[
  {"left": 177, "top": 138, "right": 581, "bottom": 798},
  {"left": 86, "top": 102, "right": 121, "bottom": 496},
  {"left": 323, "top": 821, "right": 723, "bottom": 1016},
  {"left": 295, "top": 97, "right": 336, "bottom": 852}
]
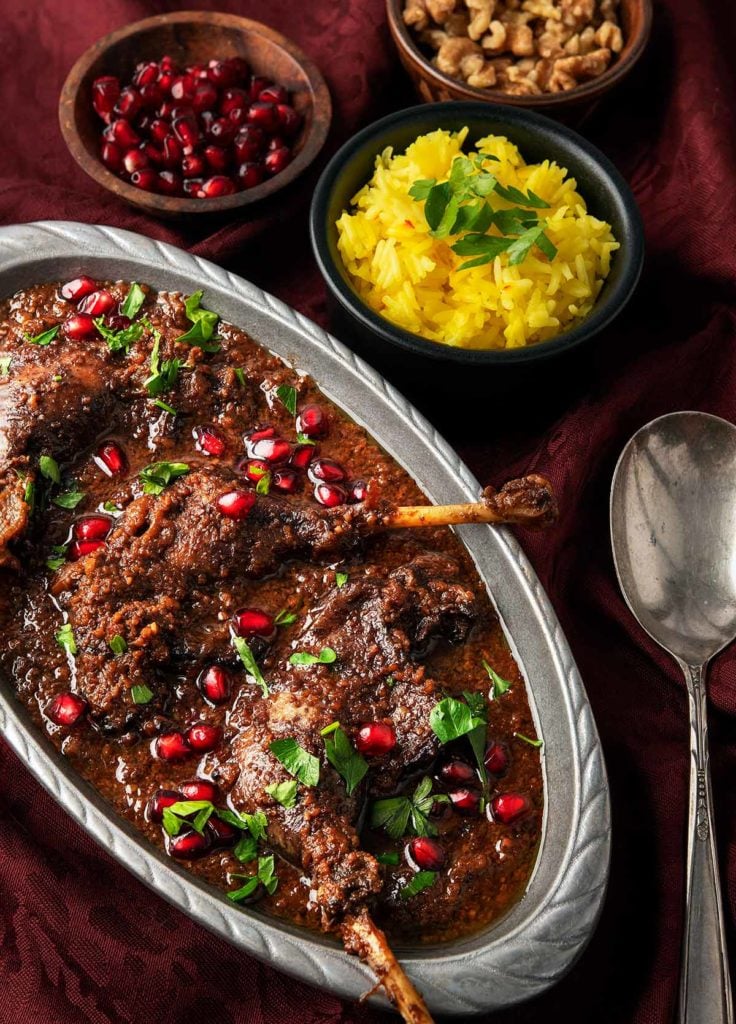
[{"left": 0, "top": 220, "right": 610, "bottom": 1017}]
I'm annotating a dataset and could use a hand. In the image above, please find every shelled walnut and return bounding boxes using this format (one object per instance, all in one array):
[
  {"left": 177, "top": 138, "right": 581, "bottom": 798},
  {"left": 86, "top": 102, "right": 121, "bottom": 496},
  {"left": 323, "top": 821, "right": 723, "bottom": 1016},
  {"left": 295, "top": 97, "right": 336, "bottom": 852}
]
[{"left": 403, "top": 0, "right": 624, "bottom": 94}]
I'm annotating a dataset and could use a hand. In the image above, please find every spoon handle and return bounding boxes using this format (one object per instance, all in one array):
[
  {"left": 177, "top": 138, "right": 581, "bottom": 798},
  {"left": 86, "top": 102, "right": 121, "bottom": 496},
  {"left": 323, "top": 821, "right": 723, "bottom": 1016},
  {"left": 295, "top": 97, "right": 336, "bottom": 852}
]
[{"left": 679, "top": 663, "right": 734, "bottom": 1024}]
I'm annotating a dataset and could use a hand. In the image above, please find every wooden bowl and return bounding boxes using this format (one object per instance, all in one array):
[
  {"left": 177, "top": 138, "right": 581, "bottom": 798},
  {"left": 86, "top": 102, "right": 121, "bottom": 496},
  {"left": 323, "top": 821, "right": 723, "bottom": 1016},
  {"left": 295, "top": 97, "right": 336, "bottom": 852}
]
[
  {"left": 59, "top": 11, "right": 332, "bottom": 218},
  {"left": 385, "top": 0, "right": 652, "bottom": 116}
]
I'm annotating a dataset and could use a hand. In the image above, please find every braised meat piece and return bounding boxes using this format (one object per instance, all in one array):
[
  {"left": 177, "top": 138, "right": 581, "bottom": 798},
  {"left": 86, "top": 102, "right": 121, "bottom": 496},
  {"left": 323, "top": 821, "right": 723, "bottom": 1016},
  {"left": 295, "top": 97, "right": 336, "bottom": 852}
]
[
  {"left": 227, "top": 554, "right": 477, "bottom": 927},
  {"left": 50, "top": 465, "right": 387, "bottom": 727}
]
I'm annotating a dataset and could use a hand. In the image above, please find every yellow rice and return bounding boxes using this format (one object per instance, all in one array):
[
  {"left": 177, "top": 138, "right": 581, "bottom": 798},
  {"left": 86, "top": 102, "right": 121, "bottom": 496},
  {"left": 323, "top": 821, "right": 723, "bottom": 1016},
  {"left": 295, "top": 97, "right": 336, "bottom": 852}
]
[{"left": 335, "top": 129, "right": 619, "bottom": 350}]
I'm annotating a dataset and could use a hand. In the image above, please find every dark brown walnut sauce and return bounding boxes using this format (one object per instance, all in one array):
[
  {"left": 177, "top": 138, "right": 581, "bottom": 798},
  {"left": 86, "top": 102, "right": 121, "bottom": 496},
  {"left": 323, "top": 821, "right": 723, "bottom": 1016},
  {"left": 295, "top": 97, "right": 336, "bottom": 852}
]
[{"left": 0, "top": 279, "right": 542, "bottom": 946}]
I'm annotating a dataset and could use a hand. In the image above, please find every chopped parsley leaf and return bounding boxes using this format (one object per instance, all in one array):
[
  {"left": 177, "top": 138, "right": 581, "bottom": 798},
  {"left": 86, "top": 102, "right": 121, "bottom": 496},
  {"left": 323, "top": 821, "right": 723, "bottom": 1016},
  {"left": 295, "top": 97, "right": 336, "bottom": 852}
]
[
  {"left": 93, "top": 317, "right": 143, "bottom": 353},
  {"left": 323, "top": 725, "right": 368, "bottom": 796},
  {"left": 375, "top": 850, "right": 400, "bottom": 866},
  {"left": 255, "top": 471, "right": 271, "bottom": 495},
  {"left": 177, "top": 290, "right": 220, "bottom": 351},
  {"left": 109, "top": 635, "right": 127, "bottom": 655},
  {"left": 483, "top": 660, "right": 512, "bottom": 699},
  {"left": 289, "top": 647, "right": 337, "bottom": 667},
  {"left": 131, "top": 684, "right": 153, "bottom": 705},
  {"left": 138, "top": 462, "right": 190, "bottom": 495},
  {"left": 274, "top": 608, "right": 298, "bottom": 627},
  {"left": 55, "top": 622, "right": 77, "bottom": 656},
  {"left": 120, "top": 282, "right": 146, "bottom": 319},
  {"left": 370, "top": 777, "right": 447, "bottom": 840},
  {"left": 232, "top": 635, "right": 269, "bottom": 697},
  {"left": 514, "top": 731, "right": 543, "bottom": 748},
  {"left": 39, "top": 455, "right": 61, "bottom": 485},
  {"left": 400, "top": 870, "right": 437, "bottom": 899},
  {"left": 265, "top": 780, "right": 298, "bottom": 808},
  {"left": 275, "top": 384, "right": 297, "bottom": 416},
  {"left": 0, "top": 356, "right": 11, "bottom": 375},
  {"left": 52, "top": 489, "right": 85, "bottom": 510},
  {"left": 46, "top": 544, "right": 68, "bottom": 571},
  {"left": 269, "top": 738, "right": 320, "bottom": 787},
  {"left": 24, "top": 325, "right": 59, "bottom": 346},
  {"left": 335, "top": 571, "right": 348, "bottom": 588}
]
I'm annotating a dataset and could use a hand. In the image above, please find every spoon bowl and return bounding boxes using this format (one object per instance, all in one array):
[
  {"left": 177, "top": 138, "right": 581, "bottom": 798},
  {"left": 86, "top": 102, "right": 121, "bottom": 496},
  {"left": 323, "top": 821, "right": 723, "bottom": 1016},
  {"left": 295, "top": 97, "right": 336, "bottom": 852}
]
[
  {"left": 611, "top": 410, "right": 735, "bottom": 1024},
  {"left": 611, "top": 411, "right": 736, "bottom": 665}
]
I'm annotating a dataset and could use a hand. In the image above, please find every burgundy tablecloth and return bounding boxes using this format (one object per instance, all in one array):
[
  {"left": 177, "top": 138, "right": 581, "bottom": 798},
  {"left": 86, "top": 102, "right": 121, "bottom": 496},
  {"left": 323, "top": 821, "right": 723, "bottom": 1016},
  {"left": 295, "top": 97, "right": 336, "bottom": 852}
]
[{"left": 1, "top": 1, "right": 734, "bottom": 1022}]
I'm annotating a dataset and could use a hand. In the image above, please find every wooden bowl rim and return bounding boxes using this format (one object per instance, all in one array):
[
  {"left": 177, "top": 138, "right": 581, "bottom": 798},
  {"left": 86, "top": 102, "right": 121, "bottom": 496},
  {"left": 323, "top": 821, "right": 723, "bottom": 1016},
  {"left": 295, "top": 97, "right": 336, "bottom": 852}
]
[
  {"left": 385, "top": 0, "right": 653, "bottom": 108},
  {"left": 58, "top": 10, "right": 332, "bottom": 216}
]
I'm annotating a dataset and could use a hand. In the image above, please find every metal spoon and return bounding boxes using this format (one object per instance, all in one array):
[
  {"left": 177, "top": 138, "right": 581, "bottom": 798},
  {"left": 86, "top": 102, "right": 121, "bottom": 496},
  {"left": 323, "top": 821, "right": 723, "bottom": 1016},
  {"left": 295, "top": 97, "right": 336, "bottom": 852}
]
[{"left": 611, "top": 411, "right": 734, "bottom": 1024}]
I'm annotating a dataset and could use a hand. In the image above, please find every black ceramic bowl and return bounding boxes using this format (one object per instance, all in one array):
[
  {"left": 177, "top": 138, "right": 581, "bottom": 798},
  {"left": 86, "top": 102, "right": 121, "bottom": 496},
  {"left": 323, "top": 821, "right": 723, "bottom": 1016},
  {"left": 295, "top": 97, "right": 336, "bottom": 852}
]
[{"left": 310, "top": 102, "right": 644, "bottom": 370}]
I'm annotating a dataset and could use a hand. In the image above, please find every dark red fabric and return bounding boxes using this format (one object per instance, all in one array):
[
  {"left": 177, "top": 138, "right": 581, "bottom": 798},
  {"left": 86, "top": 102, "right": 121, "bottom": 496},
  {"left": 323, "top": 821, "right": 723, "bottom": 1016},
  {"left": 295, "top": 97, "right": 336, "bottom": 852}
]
[{"left": 1, "top": 1, "right": 735, "bottom": 1022}]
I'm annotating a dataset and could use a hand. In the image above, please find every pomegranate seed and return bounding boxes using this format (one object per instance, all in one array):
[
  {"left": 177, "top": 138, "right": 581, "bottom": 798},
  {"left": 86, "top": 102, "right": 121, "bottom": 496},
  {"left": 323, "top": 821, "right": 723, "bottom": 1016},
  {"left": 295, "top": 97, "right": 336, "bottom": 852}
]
[
  {"left": 141, "top": 141, "right": 164, "bottom": 166},
  {"left": 199, "top": 176, "right": 236, "bottom": 198},
  {"left": 114, "top": 87, "right": 142, "bottom": 120},
  {"left": 491, "top": 793, "right": 530, "bottom": 824},
  {"left": 61, "top": 276, "right": 97, "bottom": 302},
  {"left": 207, "top": 59, "right": 240, "bottom": 87},
  {"left": 207, "top": 816, "right": 238, "bottom": 847},
  {"left": 146, "top": 789, "right": 181, "bottom": 822},
  {"left": 204, "top": 145, "right": 229, "bottom": 172},
  {"left": 233, "top": 608, "right": 275, "bottom": 639},
  {"left": 189, "top": 62, "right": 208, "bottom": 79},
  {"left": 78, "top": 289, "right": 115, "bottom": 316},
  {"left": 237, "top": 162, "right": 264, "bottom": 189},
  {"left": 244, "top": 424, "right": 275, "bottom": 443},
  {"left": 157, "top": 170, "right": 182, "bottom": 196},
  {"left": 268, "top": 136, "right": 286, "bottom": 152},
  {"left": 139, "top": 83, "right": 163, "bottom": 109},
  {"left": 348, "top": 480, "right": 368, "bottom": 503},
  {"left": 63, "top": 313, "right": 98, "bottom": 340},
  {"left": 182, "top": 178, "right": 204, "bottom": 196},
  {"left": 247, "top": 102, "right": 279, "bottom": 132},
  {"left": 227, "top": 107, "right": 249, "bottom": 127},
  {"left": 46, "top": 692, "right": 87, "bottom": 726},
  {"left": 206, "top": 117, "right": 236, "bottom": 145},
  {"left": 407, "top": 837, "right": 445, "bottom": 871},
  {"left": 110, "top": 118, "right": 140, "bottom": 148},
  {"left": 182, "top": 153, "right": 206, "bottom": 178},
  {"left": 226, "top": 57, "right": 249, "bottom": 81},
  {"left": 198, "top": 664, "right": 232, "bottom": 705},
  {"left": 73, "top": 515, "right": 112, "bottom": 542},
  {"left": 155, "top": 731, "right": 191, "bottom": 761},
  {"left": 265, "top": 146, "right": 291, "bottom": 176},
  {"left": 186, "top": 723, "right": 222, "bottom": 752},
  {"left": 172, "top": 117, "right": 199, "bottom": 153},
  {"left": 220, "top": 87, "right": 248, "bottom": 114},
  {"left": 92, "top": 76, "right": 121, "bottom": 122},
  {"left": 440, "top": 760, "right": 477, "bottom": 786},
  {"left": 296, "top": 404, "right": 328, "bottom": 439},
  {"left": 106, "top": 314, "right": 130, "bottom": 332},
  {"left": 260, "top": 84, "right": 289, "bottom": 106},
  {"left": 130, "top": 168, "right": 159, "bottom": 191},
  {"left": 192, "top": 81, "right": 218, "bottom": 112},
  {"left": 158, "top": 99, "right": 175, "bottom": 119},
  {"left": 291, "top": 444, "right": 317, "bottom": 470},
  {"left": 355, "top": 722, "right": 396, "bottom": 757},
  {"left": 68, "top": 539, "right": 105, "bottom": 560},
  {"left": 276, "top": 104, "right": 302, "bottom": 136},
  {"left": 248, "top": 76, "right": 272, "bottom": 101},
  {"left": 272, "top": 468, "right": 298, "bottom": 494},
  {"left": 194, "top": 424, "right": 226, "bottom": 457},
  {"left": 309, "top": 458, "right": 345, "bottom": 483},
  {"left": 170, "top": 74, "right": 196, "bottom": 101},
  {"left": 149, "top": 118, "right": 169, "bottom": 143},
  {"left": 314, "top": 482, "right": 346, "bottom": 507},
  {"left": 101, "top": 141, "right": 123, "bottom": 171},
  {"left": 217, "top": 489, "right": 256, "bottom": 519},
  {"left": 180, "top": 779, "right": 219, "bottom": 802},
  {"left": 102, "top": 123, "right": 116, "bottom": 143},
  {"left": 234, "top": 125, "right": 265, "bottom": 162},
  {"left": 162, "top": 134, "right": 183, "bottom": 167},
  {"left": 122, "top": 148, "right": 149, "bottom": 175},
  {"left": 134, "top": 62, "right": 159, "bottom": 88},
  {"left": 484, "top": 742, "right": 510, "bottom": 775},
  {"left": 449, "top": 788, "right": 481, "bottom": 815},
  {"left": 241, "top": 459, "right": 270, "bottom": 483},
  {"left": 96, "top": 440, "right": 127, "bottom": 476},
  {"left": 247, "top": 437, "right": 291, "bottom": 463},
  {"left": 166, "top": 828, "right": 211, "bottom": 859}
]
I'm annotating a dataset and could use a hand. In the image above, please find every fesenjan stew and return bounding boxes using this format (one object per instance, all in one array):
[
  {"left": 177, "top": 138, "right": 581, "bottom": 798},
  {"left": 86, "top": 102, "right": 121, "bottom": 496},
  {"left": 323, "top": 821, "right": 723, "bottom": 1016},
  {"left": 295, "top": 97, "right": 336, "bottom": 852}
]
[{"left": 0, "top": 276, "right": 542, "bottom": 952}]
